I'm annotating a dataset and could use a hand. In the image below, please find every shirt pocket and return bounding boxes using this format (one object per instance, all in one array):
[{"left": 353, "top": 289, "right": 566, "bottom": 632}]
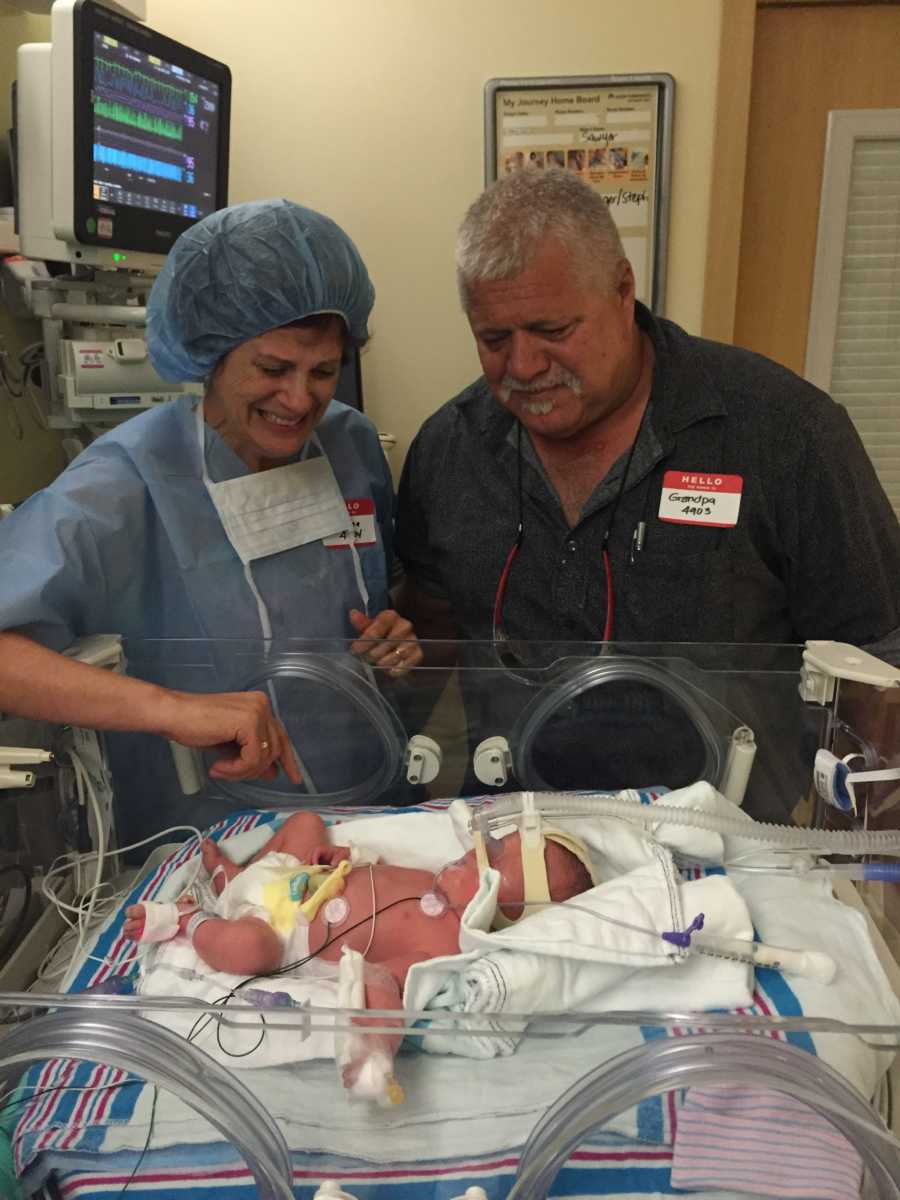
[{"left": 619, "top": 547, "right": 735, "bottom": 643}]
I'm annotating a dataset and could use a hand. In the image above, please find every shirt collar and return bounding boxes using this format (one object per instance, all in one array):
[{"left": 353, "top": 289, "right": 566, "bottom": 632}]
[{"left": 636, "top": 301, "right": 726, "bottom": 436}]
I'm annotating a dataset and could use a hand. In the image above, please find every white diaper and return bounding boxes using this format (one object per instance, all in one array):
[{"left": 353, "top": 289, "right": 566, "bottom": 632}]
[{"left": 215, "top": 850, "right": 311, "bottom": 966}]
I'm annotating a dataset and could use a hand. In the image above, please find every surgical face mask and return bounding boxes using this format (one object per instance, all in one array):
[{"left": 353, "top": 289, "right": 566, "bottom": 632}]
[{"left": 196, "top": 400, "right": 350, "bottom": 564}]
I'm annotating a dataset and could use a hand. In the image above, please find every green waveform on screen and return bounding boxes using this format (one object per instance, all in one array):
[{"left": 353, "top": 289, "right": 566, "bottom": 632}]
[{"left": 93, "top": 97, "right": 183, "bottom": 141}]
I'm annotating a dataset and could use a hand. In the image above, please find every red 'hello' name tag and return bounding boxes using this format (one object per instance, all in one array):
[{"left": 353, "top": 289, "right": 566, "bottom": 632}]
[
  {"left": 322, "top": 498, "right": 377, "bottom": 547},
  {"left": 658, "top": 472, "right": 743, "bottom": 527}
]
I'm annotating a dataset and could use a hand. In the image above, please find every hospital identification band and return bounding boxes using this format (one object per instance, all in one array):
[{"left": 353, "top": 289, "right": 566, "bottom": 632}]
[
  {"left": 658, "top": 471, "right": 743, "bottom": 528},
  {"left": 323, "top": 498, "right": 377, "bottom": 547}
]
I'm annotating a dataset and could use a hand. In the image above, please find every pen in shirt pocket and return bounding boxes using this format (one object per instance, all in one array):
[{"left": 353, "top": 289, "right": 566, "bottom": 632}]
[{"left": 630, "top": 520, "right": 646, "bottom": 563}]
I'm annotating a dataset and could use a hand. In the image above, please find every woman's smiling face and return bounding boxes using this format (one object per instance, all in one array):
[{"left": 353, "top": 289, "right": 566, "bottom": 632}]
[{"left": 204, "top": 317, "right": 346, "bottom": 470}]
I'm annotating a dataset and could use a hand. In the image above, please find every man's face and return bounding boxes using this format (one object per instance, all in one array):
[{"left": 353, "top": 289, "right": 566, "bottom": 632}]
[{"left": 466, "top": 238, "right": 639, "bottom": 441}]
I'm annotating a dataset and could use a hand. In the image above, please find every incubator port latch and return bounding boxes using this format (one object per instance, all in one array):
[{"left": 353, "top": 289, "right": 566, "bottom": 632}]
[
  {"left": 800, "top": 640, "right": 899, "bottom": 705},
  {"left": 313, "top": 1183, "right": 359, "bottom": 1200},
  {"left": 473, "top": 735, "right": 512, "bottom": 787},
  {"left": 405, "top": 734, "right": 442, "bottom": 785}
]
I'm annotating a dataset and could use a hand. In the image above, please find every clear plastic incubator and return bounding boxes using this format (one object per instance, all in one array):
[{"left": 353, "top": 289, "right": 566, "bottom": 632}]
[{"left": 1, "top": 635, "right": 899, "bottom": 1200}]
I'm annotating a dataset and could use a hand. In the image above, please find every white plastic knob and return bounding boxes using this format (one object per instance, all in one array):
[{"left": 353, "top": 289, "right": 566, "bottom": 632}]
[
  {"left": 473, "top": 735, "right": 511, "bottom": 787},
  {"left": 405, "top": 733, "right": 442, "bottom": 785},
  {"left": 313, "top": 1183, "right": 359, "bottom": 1200}
]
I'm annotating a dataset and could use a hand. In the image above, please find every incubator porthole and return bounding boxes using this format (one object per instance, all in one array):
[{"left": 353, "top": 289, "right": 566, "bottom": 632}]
[
  {"left": 510, "top": 658, "right": 724, "bottom": 793},
  {"left": 207, "top": 653, "right": 409, "bottom": 808}
]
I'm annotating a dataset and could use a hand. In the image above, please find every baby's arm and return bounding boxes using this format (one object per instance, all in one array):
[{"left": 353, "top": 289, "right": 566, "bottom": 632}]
[{"left": 341, "top": 951, "right": 431, "bottom": 1099}]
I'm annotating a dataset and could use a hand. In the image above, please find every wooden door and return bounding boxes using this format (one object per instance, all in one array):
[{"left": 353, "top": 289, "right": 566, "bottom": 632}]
[{"left": 734, "top": 2, "right": 900, "bottom": 373}]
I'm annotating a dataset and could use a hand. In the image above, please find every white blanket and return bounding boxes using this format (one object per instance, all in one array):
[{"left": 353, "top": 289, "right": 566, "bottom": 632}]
[{"left": 403, "top": 862, "right": 754, "bottom": 1057}]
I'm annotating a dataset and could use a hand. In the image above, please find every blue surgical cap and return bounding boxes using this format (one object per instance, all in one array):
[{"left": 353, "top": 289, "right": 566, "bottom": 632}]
[{"left": 146, "top": 199, "right": 375, "bottom": 382}]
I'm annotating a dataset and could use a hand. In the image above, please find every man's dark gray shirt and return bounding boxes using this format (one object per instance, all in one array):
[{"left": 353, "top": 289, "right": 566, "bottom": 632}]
[{"left": 396, "top": 304, "right": 900, "bottom": 650}]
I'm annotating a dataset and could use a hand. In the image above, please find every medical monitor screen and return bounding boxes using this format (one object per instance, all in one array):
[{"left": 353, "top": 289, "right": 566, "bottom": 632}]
[{"left": 73, "top": 1, "right": 230, "bottom": 258}]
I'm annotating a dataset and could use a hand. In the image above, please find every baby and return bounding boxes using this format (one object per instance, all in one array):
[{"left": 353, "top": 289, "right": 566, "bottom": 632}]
[{"left": 124, "top": 810, "right": 593, "bottom": 1012}]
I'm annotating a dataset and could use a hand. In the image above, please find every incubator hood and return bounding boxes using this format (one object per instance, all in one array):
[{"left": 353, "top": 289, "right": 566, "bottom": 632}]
[{"left": 0, "top": 636, "right": 899, "bottom": 1199}]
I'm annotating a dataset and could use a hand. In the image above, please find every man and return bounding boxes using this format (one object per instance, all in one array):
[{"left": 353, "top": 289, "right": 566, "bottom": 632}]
[
  {"left": 394, "top": 169, "right": 900, "bottom": 814},
  {"left": 396, "top": 168, "right": 900, "bottom": 660}
]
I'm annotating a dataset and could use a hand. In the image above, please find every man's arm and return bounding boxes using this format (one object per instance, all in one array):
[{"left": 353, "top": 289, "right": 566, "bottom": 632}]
[
  {"left": 393, "top": 577, "right": 463, "bottom": 673},
  {"left": 0, "top": 631, "right": 301, "bottom": 783},
  {"left": 394, "top": 577, "right": 460, "bottom": 642}
]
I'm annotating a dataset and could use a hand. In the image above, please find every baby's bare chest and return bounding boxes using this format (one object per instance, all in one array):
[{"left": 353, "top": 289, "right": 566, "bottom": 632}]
[{"left": 310, "top": 865, "right": 461, "bottom": 962}]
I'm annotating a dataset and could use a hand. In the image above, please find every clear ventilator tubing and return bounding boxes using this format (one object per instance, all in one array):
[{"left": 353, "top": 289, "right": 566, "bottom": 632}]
[
  {"left": 472, "top": 791, "right": 900, "bottom": 855},
  {"left": 508, "top": 1035, "right": 900, "bottom": 1200},
  {"left": 0, "top": 1011, "right": 294, "bottom": 1200}
]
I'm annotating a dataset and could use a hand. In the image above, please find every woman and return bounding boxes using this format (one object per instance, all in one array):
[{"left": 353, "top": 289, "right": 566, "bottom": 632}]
[{"left": 0, "top": 199, "right": 419, "bottom": 841}]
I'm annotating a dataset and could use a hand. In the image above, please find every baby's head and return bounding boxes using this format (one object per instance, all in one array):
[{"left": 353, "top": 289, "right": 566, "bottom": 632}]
[{"left": 436, "top": 831, "right": 594, "bottom": 921}]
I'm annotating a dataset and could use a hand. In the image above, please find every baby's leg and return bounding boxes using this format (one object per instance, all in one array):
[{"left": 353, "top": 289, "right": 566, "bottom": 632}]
[
  {"left": 191, "top": 915, "right": 282, "bottom": 976},
  {"left": 200, "top": 814, "right": 331, "bottom": 900},
  {"left": 260, "top": 811, "right": 329, "bottom": 861},
  {"left": 123, "top": 902, "right": 280, "bottom": 975}
]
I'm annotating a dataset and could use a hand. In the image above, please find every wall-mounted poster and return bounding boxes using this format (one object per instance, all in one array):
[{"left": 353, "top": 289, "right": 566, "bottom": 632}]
[{"left": 485, "top": 75, "right": 674, "bottom": 312}]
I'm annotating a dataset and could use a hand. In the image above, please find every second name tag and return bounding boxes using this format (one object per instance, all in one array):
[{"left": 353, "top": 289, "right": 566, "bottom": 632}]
[
  {"left": 658, "top": 471, "right": 743, "bottom": 527},
  {"left": 322, "top": 498, "right": 377, "bottom": 547}
]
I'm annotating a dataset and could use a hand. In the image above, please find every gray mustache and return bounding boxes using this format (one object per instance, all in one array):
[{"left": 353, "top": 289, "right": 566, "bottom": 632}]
[{"left": 499, "top": 371, "right": 582, "bottom": 403}]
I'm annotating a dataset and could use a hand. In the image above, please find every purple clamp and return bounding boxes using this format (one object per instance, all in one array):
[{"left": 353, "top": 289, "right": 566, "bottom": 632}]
[
  {"left": 242, "top": 987, "right": 295, "bottom": 1009},
  {"left": 661, "top": 912, "right": 705, "bottom": 949}
]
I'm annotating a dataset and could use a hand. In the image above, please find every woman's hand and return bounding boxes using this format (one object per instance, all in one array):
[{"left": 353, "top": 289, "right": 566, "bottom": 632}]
[
  {"left": 159, "top": 689, "right": 302, "bottom": 784},
  {"left": 348, "top": 608, "right": 423, "bottom": 676}
]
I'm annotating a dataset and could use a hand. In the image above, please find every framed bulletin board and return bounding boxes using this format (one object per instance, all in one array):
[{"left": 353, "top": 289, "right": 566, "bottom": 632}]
[{"left": 484, "top": 75, "right": 674, "bottom": 313}]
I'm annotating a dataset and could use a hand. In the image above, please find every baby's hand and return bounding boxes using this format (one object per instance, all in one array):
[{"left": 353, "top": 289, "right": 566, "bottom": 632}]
[
  {"left": 122, "top": 898, "right": 198, "bottom": 943},
  {"left": 123, "top": 904, "right": 147, "bottom": 941},
  {"left": 310, "top": 844, "right": 352, "bottom": 867}
]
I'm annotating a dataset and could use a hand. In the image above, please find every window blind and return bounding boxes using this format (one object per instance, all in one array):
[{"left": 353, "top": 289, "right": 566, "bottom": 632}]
[{"left": 828, "top": 137, "right": 900, "bottom": 518}]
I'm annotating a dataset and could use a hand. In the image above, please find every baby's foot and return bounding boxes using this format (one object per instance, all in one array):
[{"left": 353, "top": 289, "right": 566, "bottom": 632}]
[
  {"left": 123, "top": 896, "right": 198, "bottom": 943},
  {"left": 201, "top": 839, "right": 242, "bottom": 894}
]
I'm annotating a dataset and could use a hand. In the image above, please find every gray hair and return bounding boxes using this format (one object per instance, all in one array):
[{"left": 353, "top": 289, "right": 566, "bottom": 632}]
[{"left": 456, "top": 168, "right": 625, "bottom": 309}]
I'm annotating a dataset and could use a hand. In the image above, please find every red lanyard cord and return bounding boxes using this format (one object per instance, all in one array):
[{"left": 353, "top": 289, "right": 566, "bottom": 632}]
[
  {"left": 601, "top": 548, "right": 614, "bottom": 642},
  {"left": 493, "top": 397, "right": 649, "bottom": 647}
]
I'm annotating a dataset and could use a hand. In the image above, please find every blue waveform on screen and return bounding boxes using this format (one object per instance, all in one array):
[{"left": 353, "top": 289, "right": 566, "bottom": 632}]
[{"left": 93, "top": 143, "right": 183, "bottom": 182}]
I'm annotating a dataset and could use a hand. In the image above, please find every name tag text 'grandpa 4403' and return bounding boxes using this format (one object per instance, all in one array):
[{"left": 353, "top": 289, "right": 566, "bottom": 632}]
[{"left": 658, "top": 472, "right": 743, "bottom": 527}]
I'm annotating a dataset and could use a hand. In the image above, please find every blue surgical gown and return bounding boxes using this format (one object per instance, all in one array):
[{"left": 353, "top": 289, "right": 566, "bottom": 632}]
[{"left": 0, "top": 396, "right": 397, "bottom": 844}]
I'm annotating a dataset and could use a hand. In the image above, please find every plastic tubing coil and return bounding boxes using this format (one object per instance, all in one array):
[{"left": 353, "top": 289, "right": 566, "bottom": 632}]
[
  {"left": 217, "top": 652, "right": 408, "bottom": 808},
  {"left": 0, "top": 1010, "right": 294, "bottom": 1200},
  {"left": 508, "top": 1034, "right": 900, "bottom": 1200},
  {"left": 472, "top": 790, "right": 900, "bottom": 855},
  {"left": 510, "top": 658, "right": 725, "bottom": 790}
]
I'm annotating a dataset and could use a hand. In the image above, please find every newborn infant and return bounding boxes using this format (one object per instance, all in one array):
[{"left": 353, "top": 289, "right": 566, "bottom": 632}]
[{"left": 124, "top": 810, "right": 594, "bottom": 1012}]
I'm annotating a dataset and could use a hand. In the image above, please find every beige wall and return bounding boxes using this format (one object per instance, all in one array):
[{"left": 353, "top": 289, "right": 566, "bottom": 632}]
[
  {"left": 147, "top": 0, "right": 745, "bottom": 472},
  {"left": 0, "top": 0, "right": 756, "bottom": 489}
]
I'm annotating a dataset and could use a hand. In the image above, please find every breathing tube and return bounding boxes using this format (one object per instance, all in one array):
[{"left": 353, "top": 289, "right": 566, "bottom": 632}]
[
  {"left": 471, "top": 790, "right": 900, "bottom": 855},
  {"left": 510, "top": 657, "right": 726, "bottom": 789},
  {"left": 0, "top": 1010, "right": 294, "bottom": 1200},
  {"left": 508, "top": 1034, "right": 900, "bottom": 1199},
  {"left": 214, "top": 652, "right": 408, "bottom": 808}
]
